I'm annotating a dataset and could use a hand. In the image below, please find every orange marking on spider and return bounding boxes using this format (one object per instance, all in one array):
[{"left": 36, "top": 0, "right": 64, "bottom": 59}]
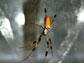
[
  {"left": 45, "top": 16, "right": 51, "bottom": 29},
  {"left": 22, "top": 0, "right": 57, "bottom": 63}
]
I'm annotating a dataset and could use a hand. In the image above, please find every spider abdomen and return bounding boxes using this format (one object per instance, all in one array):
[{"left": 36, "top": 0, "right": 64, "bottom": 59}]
[{"left": 45, "top": 16, "right": 51, "bottom": 29}]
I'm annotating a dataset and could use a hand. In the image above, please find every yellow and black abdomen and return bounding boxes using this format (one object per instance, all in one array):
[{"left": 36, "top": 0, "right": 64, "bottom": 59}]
[{"left": 45, "top": 16, "right": 51, "bottom": 29}]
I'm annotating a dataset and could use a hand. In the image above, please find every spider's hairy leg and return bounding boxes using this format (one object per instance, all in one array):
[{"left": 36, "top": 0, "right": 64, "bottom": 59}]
[
  {"left": 31, "top": 23, "right": 44, "bottom": 29},
  {"left": 34, "top": 24, "right": 44, "bottom": 29},
  {"left": 31, "top": 39, "right": 38, "bottom": 46},
  {"left": 19, "top": 39, "right": 38, "bottom": 49},
  {"left": 44, "top": 41, "right": 49, "bottom": 63},
  {"left": 49, "top": 38, "right": 53, "bottom": 57},
  {"left": 44, "top": 0, "right": 47, "bottom": 17},
  {"left": 43, "top": 34, "right": 49, "bottom": 63},
  {"left": 22, "top": 32, "right": 44, "bottom": 62},
  {"left": 51, "top": 9, "right": 58, "bottom": 24},
  {"left": 31, "top": 33, "right": 43, "bottom": 54}
]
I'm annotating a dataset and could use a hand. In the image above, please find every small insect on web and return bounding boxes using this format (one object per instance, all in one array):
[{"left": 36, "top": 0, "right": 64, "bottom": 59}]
[{"left": 22, "top": 0, "right": 57, "bottom": 63}]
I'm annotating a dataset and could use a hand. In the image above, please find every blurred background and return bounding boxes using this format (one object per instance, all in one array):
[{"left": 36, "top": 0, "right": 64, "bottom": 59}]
[{"left": 0, "top": 0, "right": 84, "bottom": 63}]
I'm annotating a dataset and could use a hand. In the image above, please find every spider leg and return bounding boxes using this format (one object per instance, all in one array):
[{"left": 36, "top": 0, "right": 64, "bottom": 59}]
[
  {"left": 44, "top": 0, "right": 47, "bottom": 17},
  {"left": 31, "top": 23, "right": 44, "bottom": 29},
  {"left": 30, "top": 24, "right": 44, "bottom": 46},
  {"left": 31, "top": 39, "right": 38, "bottom": 46},
  {"left": 51, "top": 9, "right": 57, "bottom": 24},
  {"left": 43, "top": 34, "right": 49, "bottom": 63},
  {"left": 30, "top": 33, "right": 43, "bottom": 57},
  {"left": 34, "top": 24, "right": 44, "bottom": 29},
  {"left": 18, "top": 40, "right": 38, "bottom": 49},
  {"left": 49, "top": 38, "right": 53, "bottom": 57},
  {"left": 22, "top": 32, "right": 44, "bottom": 62}
]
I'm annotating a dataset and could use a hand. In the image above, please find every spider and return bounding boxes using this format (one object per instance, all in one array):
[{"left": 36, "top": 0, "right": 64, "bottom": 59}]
[{"left": 22, "top": 0, "right": 57, "bottom": 62}]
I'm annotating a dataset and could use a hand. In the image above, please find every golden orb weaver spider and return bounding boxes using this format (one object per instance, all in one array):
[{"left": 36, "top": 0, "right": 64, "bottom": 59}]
[{"left": 22, "top": 0, "right": 57, "bottom": 63}]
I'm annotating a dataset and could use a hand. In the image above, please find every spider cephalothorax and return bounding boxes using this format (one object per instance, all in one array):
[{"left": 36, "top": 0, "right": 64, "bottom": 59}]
[{"left": 43, "top": 28, "right": 50, "bottom": 35}]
